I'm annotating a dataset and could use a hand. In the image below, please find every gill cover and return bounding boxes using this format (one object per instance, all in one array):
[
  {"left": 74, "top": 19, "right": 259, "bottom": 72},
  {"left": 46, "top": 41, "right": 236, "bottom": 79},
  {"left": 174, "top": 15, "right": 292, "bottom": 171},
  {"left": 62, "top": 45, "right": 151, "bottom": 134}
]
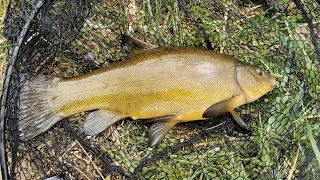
[{"left": 236, "top": 62, "right": 276, "bottom": 103}]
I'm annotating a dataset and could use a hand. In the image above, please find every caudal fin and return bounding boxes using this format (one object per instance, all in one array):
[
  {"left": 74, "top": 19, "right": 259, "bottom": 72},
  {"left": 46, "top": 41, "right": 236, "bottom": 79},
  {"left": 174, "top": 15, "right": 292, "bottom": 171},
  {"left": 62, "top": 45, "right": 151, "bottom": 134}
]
[{"left": 18, "top": 75, "right": 62, "bottom": 141}]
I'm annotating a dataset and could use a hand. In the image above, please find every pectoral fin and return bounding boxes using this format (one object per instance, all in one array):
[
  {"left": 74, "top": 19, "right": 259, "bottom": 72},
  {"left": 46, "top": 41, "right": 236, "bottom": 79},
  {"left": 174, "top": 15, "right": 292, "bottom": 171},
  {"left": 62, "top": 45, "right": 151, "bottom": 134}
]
[
  {"left": 149, "top": 121, "right": 178, "bottom": 147},
  {"left": 121, "top": 33, "right": 158, "bottom": 57},
  {"left": 230, "top": 109, "right": 250, "bottom": 130},
  {"left": 202, "top": 95, "right": 250, "bottom": 130},
  {"left": 81, "top": 110, "right": 123, "bottom": 136},
  {"left": 203, "top": 95, "right": 241, "bottom": 118}
]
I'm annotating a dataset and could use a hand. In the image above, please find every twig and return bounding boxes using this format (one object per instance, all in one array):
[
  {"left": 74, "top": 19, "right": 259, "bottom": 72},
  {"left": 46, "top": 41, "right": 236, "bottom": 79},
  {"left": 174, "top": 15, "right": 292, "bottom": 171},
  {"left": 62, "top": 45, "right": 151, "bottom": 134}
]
[
  {"left": 287, "top": 148, "right": 299, "bottom": 180},
  {"left": 176, "top": 0, "right": 213, "bottom": 50},
  {"left": 62, "top": 141, "right": 77, "bottom": 156},
  {"left": 76, "top": 140, "right": 105, "bottom": 180},
  {"left": 206, "top": 121, "right": 226, "bottom": 130},
  {"left": 34, "top": 57, "right": 49, "bottom": 73},
  {"left": 0, "top": 53, "right": 5, "bottom": 82},
  {"left": 220, "top": 1, "right": 230, "bottom": 53},
  {"left": 0, "top": 39, "right": 6, "bottom": 45},
  {"left": 74, "top": 166, "right": 91, "bottom": 180},
  {"left": 126, "top": 0, "right": 137, "bottom": 33}
]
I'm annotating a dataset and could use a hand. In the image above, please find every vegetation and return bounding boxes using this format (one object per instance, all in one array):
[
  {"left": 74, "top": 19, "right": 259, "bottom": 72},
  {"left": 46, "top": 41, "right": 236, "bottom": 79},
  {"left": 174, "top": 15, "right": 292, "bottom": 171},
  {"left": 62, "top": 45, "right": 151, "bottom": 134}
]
[
  {"left": 1, "top": 0, "right": 319, "bottom": 179},
  {"left": 71, "top": 0, "right": 319, "bottom": 179},
  {"left": 0, "top": 0, "right": 8, "bottom": 92}
]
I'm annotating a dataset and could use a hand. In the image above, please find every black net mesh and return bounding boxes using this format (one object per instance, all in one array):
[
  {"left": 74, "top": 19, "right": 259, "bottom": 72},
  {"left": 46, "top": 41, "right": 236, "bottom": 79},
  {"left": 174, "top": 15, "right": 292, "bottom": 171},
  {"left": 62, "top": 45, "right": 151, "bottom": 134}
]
[{"left": 0, "top": 0, "right": 319, "bottom": 179}]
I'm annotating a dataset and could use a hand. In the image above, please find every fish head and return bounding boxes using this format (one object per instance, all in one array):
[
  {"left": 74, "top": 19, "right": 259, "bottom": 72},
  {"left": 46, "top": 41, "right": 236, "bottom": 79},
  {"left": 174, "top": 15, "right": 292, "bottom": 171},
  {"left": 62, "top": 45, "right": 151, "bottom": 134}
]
[{"left": 236, "top": 62, "right": 276, "bottom": 103}]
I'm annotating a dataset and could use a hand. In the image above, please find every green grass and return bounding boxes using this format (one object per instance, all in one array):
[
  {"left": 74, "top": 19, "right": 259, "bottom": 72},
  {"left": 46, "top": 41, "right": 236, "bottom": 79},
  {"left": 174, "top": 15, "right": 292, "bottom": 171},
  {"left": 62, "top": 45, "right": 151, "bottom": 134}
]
[
  {"left": 48, "top": 0, "right": 319, "bottom": 178},
  {"left": 0, "top": 0, "right": 9, "bottom": 92},
  {"left": 306, "top": 121, "right": 320, "bottom": 167},
  {"left": 3, "top": 0, "right": 319, "bottom": 179},
  {"left": 112, "top": 0, "right": 319, "bottom": 178}
]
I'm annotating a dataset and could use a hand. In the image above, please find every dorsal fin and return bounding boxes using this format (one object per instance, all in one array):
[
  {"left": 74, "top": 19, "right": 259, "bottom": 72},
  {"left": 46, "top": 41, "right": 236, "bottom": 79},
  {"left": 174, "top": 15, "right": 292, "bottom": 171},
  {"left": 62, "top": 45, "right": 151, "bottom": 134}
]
[{"left": 121, "top": 33, "right": 158, "bottom": 58}]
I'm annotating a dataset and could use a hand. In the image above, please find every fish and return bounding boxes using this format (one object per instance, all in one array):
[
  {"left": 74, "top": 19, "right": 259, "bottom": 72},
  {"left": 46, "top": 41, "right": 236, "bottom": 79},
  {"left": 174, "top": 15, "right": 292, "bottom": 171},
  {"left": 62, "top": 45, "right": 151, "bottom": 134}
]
[{"left": 18, "top": 34, "right": 276, "bottom": 146}]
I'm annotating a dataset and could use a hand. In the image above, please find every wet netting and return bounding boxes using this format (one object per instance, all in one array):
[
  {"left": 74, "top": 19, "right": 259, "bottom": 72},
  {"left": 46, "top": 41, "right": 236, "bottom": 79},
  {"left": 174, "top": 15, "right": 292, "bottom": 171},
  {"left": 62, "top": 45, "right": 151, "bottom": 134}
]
[{"left": 0, "top": 0, "right": 319, "bottom": 179}]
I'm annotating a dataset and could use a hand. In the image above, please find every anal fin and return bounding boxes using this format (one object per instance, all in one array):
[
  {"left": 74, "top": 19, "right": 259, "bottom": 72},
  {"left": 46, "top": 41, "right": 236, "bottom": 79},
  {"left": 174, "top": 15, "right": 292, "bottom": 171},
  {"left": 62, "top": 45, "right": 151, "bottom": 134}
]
[
  {"left": 149, "top": 120, "right": 178, "bottom": 147},
  {"left": 81, "top": 110, "right": 123, "bottom": 136}
]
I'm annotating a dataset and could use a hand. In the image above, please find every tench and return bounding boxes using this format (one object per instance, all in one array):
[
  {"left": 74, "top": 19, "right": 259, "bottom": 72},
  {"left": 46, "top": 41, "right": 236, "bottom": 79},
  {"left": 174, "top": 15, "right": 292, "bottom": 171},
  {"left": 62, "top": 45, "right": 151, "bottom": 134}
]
[{"left": 18, "top": 35, "right": 276, "bottom": 146}]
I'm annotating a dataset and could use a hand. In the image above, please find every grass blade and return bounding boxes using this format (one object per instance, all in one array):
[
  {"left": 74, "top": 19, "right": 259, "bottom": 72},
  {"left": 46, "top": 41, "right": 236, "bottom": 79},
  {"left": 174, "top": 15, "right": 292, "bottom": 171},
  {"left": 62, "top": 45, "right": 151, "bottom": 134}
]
[{"left": 306, "top": 121, "right": 320, "bottom": 167}]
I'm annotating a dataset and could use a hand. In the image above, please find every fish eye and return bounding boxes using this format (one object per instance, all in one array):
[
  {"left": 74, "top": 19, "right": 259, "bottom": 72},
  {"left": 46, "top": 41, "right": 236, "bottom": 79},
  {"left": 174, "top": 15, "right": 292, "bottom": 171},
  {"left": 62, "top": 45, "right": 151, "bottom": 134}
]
[{"left": 256, "top": 69, "right": 264, "bottom": 76}]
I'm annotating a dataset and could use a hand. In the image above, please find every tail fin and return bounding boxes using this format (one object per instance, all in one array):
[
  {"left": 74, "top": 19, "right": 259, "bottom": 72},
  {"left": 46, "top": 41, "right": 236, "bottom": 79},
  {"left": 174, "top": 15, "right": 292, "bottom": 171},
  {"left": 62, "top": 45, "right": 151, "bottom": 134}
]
[{"left": 18, "top": 75, "right": 62, "bottom": 141}]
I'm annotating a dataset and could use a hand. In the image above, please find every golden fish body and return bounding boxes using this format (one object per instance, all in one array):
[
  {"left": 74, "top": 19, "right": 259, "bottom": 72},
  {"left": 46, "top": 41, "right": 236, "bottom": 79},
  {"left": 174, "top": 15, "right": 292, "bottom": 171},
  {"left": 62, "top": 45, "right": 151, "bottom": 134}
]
[
  {"left": 53, "top": 47, "right": 240, "bottom": 121},
  {"left": 19, "top": 45, "right": 276, "bottom": 146}
]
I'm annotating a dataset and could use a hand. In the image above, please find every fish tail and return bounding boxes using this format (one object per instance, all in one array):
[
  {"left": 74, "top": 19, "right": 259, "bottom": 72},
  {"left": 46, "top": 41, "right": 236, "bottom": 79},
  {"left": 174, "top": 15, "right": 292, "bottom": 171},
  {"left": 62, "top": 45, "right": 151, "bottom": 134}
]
[{"left": 18, "top": 75, "right": 62, "bottom": 141}]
